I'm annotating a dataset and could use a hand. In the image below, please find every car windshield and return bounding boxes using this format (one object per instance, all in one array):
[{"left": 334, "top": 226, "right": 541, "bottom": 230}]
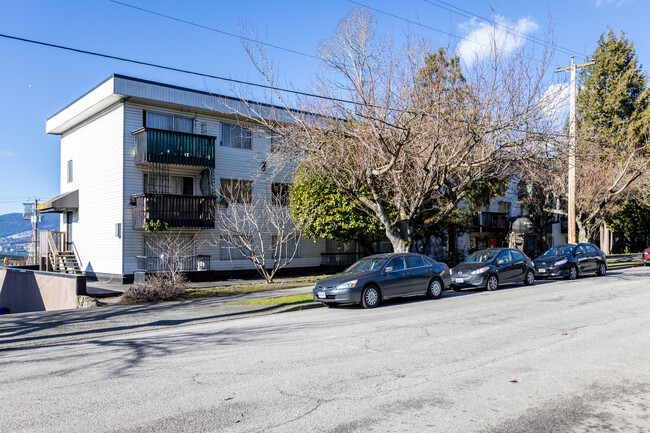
[
  {"left": 464, "top": 250, "right": 498, "bottom": 263},
  {"left": 342, "top": 257, "right": 385, "bottom": 273},
  {"left": 543, "top": 245, "right": 575, "bottom": 256}
]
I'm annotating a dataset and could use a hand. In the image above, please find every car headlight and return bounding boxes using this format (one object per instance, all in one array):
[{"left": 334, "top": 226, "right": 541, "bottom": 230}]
[
  {"left": 554, "top": 258, "right": 568, "bottom": 267},
  {"left": 336, "top": 280, "right": 357, "bottom": 290},
  {"left": 471, "top": 267, "right": 490, "bottom": 274}
]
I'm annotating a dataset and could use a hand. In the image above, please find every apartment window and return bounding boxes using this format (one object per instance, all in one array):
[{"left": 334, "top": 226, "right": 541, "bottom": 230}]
[
  {"left": 146, "top": 111, "right": 193, "bottom": 133},
  {"left": 144, "top": 173, "right": 170, "bottom": 194},
  {"left": 498, "top": 201, "right": 511, "bottom": 215},
  {"left": 220, "top": 236, "right": 251, "bottom": 260},
  {"left": 271, "top": 183, "right": 291, "bottom": 206},
  {"left": 66, "top": 160, "right": 73, "bottom": 183},
  {"left": 220, "top": 178, "right": 252, "bottom": 203},
  {"left": 172, "top": 176, "right": 194, "bottom": 196},
  {"left": 221, "top": 123, "right": 252, "bottom": 149},
  {"left": 273, "top": 236, "right": 301, "bottom": 259},
  {"left": 270, "top": 133, "right": 281, "bottom": 152}
]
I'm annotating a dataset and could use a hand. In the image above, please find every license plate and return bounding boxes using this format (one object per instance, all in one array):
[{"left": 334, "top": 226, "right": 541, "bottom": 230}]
[
  {"left": 538, "top": 269, "right": 546, "bottom": 273},
  {"left": 455, "top": 278, "right": 464, "bottom": 284},
  {"left": 317, "top": 292, "right": 326, "bottom": 299}
]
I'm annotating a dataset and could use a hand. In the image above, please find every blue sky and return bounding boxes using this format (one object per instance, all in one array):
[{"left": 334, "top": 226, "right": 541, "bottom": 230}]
[{"left": 0, "top": 0, "right": 647, "bottom": 214}]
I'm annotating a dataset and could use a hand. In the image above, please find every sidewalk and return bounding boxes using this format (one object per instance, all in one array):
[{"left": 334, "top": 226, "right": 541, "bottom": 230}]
[
  {"left": 0, "top": 284, "right": 318, "bottom": 351},
  {"left": 86, "top": 275, "right": 320, "bottom": 297}
]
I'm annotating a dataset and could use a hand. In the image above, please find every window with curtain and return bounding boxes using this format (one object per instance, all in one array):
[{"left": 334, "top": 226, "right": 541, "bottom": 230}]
[
  {"left": 221, "top": 123, "right": 252, "bottom": 149},
  {"left": 272, "top": 236, "right": 300, "bottom": 259},
  {"left": 67, "top": 160, "right": 73, "bottom": 183},
  {"left": 220, "top": 178, "right": 252, "bottom": 203},
  {"left": 271, "top": 183, "right": 291, "bottom": 206},
  {"left": 146, "top": 112, "right": 193, "bottom": 133},
  {"left": 220, "top": 236, "right": 251, "bottom": 260}
]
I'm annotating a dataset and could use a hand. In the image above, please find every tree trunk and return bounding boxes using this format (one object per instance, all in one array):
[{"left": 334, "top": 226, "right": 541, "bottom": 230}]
[
  {"left": 576, "top": 218, "right": 589, "bottom": 243},
  {"left": 447, "top": 226, "right": 457, "bottom": 266}
]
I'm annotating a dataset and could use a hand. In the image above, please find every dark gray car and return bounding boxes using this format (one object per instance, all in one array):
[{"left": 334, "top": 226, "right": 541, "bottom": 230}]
[
  {"left": 450, "top": 248, "right": 535, "bottom": 291},
  {"left": 313, "top": 253, "right": 451, "bottom": 308}
]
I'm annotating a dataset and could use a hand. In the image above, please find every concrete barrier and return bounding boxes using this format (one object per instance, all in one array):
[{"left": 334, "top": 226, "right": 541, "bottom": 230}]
[{"left": 0, "top": 267, "right": 86, "bottom": 313}]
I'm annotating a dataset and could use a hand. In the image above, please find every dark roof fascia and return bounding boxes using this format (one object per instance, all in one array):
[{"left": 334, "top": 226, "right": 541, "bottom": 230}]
[{"left": 48, "top": 73, "right": 319, "bottom": 122}]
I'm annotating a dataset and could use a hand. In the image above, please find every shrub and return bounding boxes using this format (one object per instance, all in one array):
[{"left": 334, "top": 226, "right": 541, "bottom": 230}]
[{"left": 122, "top": 273, "right": 188, "bottom": 302}]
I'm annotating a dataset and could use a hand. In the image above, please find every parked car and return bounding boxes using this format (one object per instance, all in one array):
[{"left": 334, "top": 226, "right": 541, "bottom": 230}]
[
  {"left": 533, "top": 243, "right": 607, "bottom": 279},
  {"left": 643, "top": 247, "right": 650, "bottom": 266},
  {"left": 313, "top": 253, "right": 451, "bottom": 309},
  {"left": 450, "top": 248, "right": 535, "bottom": 291}
]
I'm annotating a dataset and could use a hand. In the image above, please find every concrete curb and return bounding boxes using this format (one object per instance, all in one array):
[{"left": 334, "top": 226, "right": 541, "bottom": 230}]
[{"left": 274, "top": 302, "right": 324, "bottom": 314}]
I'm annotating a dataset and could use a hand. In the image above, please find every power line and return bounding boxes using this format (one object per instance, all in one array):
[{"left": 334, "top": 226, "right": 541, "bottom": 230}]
[
  {"left": 422, "top": 0, "right": 582, "bottom": 58},
  {"left": 108, "top": 0, "right": 317, "bottom": 59},
  {"left": 0, "top": 34, "right": 572, "bottom": 139},
  {"left": 0, "top": 33, "right": 357, "bottom": 106},
  {"left": 347, "top": 0, "right": 550, "bottom": 66}
]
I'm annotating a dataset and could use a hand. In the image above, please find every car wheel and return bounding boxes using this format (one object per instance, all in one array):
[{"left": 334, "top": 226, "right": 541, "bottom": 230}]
[
  {"left": 426, "top": 278, "right": 443, "bottom": 299},
  {"left": 524, "top": 270, "right": 535, "bottom": 286},
  {"left": 486, "top": 275, "right": 499, "bottom": 291},
  {"left": 361, "top": 285, "right": 381, "bottom": 309},
  {"left": 567, "top": 265, "right": 578, "bottom": 280},
  {"left": 596, "top": 262, "right": 607, "bottom": 276}
]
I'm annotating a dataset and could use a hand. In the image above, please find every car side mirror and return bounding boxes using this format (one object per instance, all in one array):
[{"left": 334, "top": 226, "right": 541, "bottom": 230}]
[
  {"left": 383, "top": 266, "right": 394, "bottom": 273},
  {"left": 498, "top": 259, "right": 507, "bottom": 265}
]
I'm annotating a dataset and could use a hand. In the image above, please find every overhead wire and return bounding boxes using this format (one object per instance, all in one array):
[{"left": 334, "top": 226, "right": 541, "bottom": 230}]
[
  {"left": 108, "top": 0, "right": 317, "bottom": 59},
  {"left": 345, "top": 0, "right": 551, "bottom": 66},
  {"left": 0, "top": 33, "right": 358, "bottom": 106},
  {"left": 422, "top": 0, "right": 582, "bottom": 58}
]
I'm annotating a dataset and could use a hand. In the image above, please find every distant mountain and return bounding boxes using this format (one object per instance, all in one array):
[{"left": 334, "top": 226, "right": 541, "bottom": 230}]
[{"left": 0, "top": 213, "right": 60, "bottom": 239}]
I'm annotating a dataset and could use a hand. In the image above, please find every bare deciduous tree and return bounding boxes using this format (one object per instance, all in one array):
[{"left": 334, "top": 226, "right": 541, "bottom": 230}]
[
  {"left": 143, "top": 230, "right": 199, "bottom": 287},
  {"left": 212, "top": 195, "right": 301, "bottom": 283},
  {"left": 233, "top": 9, "right": 559, "bottom": 253}
]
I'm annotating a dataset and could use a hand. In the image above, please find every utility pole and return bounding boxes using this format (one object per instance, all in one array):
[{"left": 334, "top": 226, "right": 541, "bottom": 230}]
[
  {"left": 31, "top": 199, "right": 39, "bottom": 266},
  {"left": 555, "top": 56, "right": 594, "bottom": 244}
]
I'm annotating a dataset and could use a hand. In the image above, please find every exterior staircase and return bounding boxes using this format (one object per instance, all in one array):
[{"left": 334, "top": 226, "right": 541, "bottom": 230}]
[
  {"left": 53, "top": 250, "right": 81, "bottom": 274},
  {"left": 41, "top": 231, "right": 82, "bottom": 274}
]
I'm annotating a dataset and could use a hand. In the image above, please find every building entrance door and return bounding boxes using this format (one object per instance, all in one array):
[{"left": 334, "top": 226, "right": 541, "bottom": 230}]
[{"left": 66, "top": 212, "right": 73, "bottom": 250}]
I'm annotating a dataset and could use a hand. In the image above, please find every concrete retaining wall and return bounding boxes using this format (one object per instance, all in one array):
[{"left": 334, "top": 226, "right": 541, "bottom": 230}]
[{"left": 0, "top": 268, "right": 86, "bottom": 313}]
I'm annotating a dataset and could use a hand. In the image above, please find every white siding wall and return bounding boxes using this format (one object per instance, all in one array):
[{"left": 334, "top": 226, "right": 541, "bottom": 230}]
[
  {"left": 59, "top": 104, "right": 124, "bottom": 276},
  {"left": 122, "top": 102, "right": 326, "bottom": 274}
]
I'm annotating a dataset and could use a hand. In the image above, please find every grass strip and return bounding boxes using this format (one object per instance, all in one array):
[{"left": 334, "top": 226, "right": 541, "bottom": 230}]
[
  {"left": 181, "top": 278, "right": 322, "bottom": 300},
  {"left": 231, "top": 293, "right": 314, "bottom": 306}
]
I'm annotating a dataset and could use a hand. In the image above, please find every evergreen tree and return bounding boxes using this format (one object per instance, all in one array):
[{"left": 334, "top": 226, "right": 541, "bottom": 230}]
[
  {"left": 571, "top": 30, "right": 650, "bottom": 241},
  {"left": 577, "top": 30, "right": 650, "bottom": 153}
]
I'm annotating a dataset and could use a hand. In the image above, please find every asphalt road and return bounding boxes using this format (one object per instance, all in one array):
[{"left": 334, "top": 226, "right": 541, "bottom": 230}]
[{"left": 2, "top": 267, "right": 649, "bottom": 432}]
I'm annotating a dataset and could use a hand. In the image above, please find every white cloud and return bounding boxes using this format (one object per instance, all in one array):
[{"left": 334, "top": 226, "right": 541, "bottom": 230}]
[
  {"left": 1, "top": 150, "right": 18, "bottom": 157},
  {"left": 457, "top": 15, "right": 539, "bottom": 66}
]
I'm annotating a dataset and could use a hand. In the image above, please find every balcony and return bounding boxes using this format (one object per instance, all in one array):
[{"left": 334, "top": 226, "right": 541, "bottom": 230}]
[
  {"left": 131, "top": 194, "right": 216, "bottom": 229},
  {"left": 472, "top": 212, "right": 509, "bottom": 233},
  {"left": 136, "top": 255, "right": 211, "bottom": 272},
  {"left": 133, "top": 127, "right": 215, "bottom": 167}
]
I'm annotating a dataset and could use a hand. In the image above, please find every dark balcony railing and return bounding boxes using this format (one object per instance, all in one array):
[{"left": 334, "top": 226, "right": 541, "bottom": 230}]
[
  {"left": 472, "top": 212, "right": 509, "bottom": 233},
  {"left": 136, "top": 255, "right": 211, "bottom": 272},
  {"left": 133, "top": 127, "right": 215, "bottom": 167},
  {"left": 132, "top": 194, "right": 216, "bottom": 229}
]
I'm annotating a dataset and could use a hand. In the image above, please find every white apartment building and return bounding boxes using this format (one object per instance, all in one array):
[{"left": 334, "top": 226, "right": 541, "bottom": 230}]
[{"left": 43, "top": 74, "right": 327, "bottom": 282}]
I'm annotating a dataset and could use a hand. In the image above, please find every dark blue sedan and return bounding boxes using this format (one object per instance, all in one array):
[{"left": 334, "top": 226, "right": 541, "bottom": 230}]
[{"left": 313, "top": 253, "right": 451, "bottom": 308}]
